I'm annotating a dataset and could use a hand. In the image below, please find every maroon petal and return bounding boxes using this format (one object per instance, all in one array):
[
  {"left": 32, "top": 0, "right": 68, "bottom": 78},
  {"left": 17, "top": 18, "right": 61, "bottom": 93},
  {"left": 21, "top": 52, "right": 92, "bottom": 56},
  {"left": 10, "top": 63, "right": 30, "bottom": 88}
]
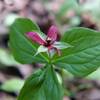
[
  {"left": 47, "top": 25, "right": 58, "bottom": 42},
  {"left": 26, "top": 32, "right": 45, "bottom": 45}
]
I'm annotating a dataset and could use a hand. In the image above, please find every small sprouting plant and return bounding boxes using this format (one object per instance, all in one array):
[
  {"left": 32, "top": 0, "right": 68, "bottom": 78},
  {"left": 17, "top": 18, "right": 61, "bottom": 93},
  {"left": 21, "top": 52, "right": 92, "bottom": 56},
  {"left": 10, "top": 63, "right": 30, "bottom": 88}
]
[{"left": 9, "top": 18, "right": 100, "bottom": 100}]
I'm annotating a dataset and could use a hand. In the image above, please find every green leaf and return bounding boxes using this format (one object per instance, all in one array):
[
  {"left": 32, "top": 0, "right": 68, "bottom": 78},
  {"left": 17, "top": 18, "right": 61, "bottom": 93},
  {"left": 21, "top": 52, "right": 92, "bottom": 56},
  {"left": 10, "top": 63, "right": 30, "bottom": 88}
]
[
  {"left": 53, "top": 27, "right": 100, "bottom": 77},
  {"left": 1, "top": 79, "right": 24, "bottom": 93},
  {"left": 9, "top": 18, "right": 48, "bottom": 64},
  {"left": 18, "top": 66, "right": 63, "bottom": 100}
]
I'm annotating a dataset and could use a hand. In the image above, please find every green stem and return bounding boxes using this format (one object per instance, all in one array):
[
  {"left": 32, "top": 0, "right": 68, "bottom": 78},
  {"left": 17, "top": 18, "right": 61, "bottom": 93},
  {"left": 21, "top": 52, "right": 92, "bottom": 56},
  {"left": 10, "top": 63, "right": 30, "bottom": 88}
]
[{"left": 48, "top": 51, "right": 52, "bottom": 65}]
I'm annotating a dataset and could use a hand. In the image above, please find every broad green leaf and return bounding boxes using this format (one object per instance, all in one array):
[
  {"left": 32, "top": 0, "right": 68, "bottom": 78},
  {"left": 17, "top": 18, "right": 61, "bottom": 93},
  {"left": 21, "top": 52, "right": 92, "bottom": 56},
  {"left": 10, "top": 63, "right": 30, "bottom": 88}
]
[
  {"left": 1, "top": 79, "right": 24, "bottom": 93},
  {"left": 53, "top": 27, "right": 100, "bottom": 77},
  {"left": 18, "top": 66, "right": 63, "bottom": 100},
  {"left": 9, "top": 18, "right": 48, "bottom": 64},
  {"left": 53, "top": 41, "right": 73, "bottom": 50}
]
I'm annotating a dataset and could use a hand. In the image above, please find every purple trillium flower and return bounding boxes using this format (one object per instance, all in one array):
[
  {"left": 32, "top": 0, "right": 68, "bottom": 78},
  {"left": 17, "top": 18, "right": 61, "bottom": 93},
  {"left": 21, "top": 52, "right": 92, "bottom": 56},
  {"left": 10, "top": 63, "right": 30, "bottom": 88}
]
[{"left": 26, "top": 25, "right": 72, "bottom": 56}]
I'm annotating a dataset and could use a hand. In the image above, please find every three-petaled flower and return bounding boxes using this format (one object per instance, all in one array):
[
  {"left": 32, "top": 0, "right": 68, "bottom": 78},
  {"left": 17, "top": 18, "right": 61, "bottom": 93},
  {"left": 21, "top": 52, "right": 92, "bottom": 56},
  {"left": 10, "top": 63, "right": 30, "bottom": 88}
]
[{"left": 26, "top": 25, "right": 72, "bottom": 56}]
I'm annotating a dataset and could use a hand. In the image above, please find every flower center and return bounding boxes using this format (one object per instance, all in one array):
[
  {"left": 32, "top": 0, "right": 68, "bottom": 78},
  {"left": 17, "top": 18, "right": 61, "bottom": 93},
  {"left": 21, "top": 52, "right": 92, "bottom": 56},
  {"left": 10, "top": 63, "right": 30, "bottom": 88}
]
[{"left": 44, "top": 37, "right": 52, "bottom": 47}]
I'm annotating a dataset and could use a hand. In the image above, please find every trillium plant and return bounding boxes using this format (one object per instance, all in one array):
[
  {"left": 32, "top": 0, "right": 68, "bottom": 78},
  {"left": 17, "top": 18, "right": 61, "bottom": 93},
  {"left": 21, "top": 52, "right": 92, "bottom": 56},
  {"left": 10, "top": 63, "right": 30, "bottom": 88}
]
[{"left": 10, "top": 18, "right": 100, "bottom": 100}]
